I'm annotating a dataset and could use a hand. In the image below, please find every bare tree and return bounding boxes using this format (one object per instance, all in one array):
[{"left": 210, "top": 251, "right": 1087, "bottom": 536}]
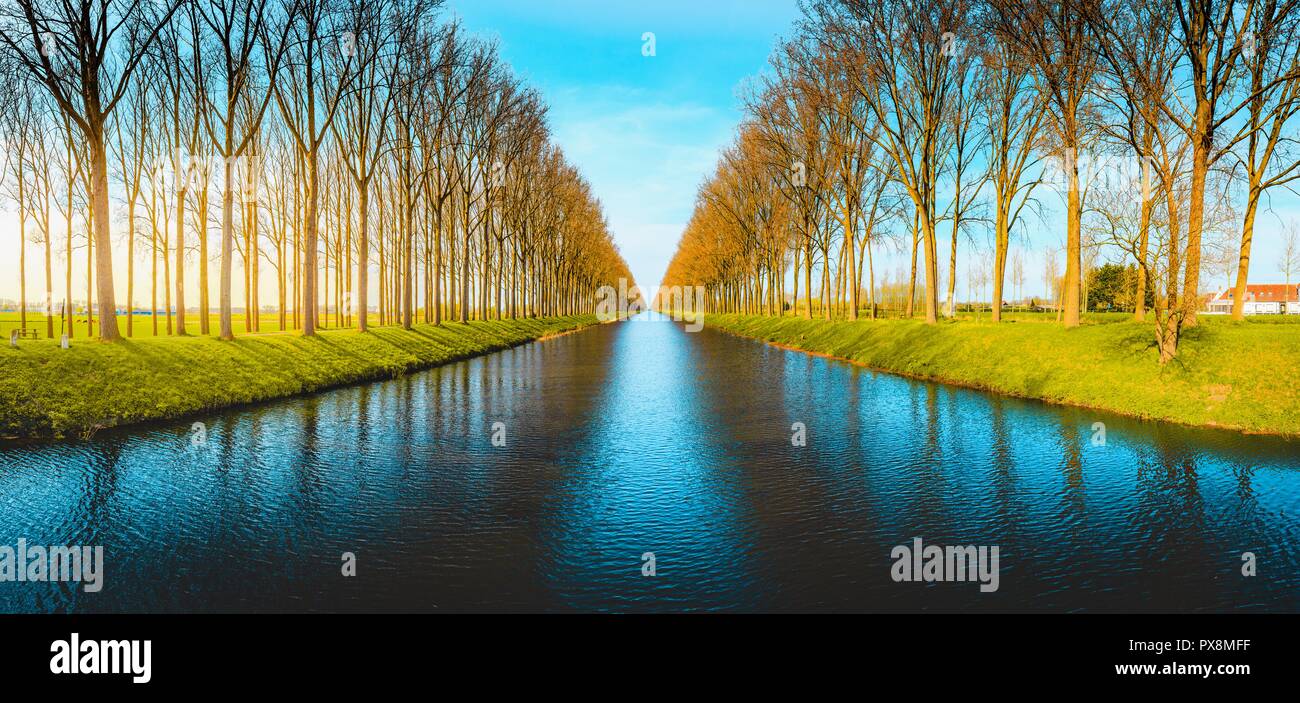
[
  {"left": 941, "top": 35, "right": 988, "bottom": 318},
  {"left": 818, "top": 0, "right": 969, "bottom": 324},
  {"left": 1228, "top": 1, "right": 1300, "bottom": 319},
  {"left": 111, "top": 74, "right": 151, "bottom": 336},
  {"left": 271, "top": 0, "right": 358, "bottom": 337},
  {"left": 976, "top": 23, "right": 1046, "bottom": 323},
  {"left": 1, "top": 73, "right": 33, "bottom": 332},
  {"left": 748, "top": 35, "right": 831, "bottom": 320},
  {"left": 0, "top": 0, "right": 182, "bottom": 341},
  {"left": 194, "top": 0, "right": 280, "bottom": 340},
  {"left": 988, "top": 0, "right": 1101, "bottom": 328},
  {"left": 1281, "top": 220, "right": 1300, "bottom": 295},
  {"left": 1136, "top": 0, "right": 1300, "bottom": 325},
  {"left": 331, "top": 0, "right": 431, "bottom": 332}
]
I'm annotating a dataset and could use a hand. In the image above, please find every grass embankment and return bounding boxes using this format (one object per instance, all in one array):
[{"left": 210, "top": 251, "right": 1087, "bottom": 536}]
[
  {"left": 0, "top": 315, "right": 599, "bottom": 440},
  {"left": 703, "top": 313, "right": 1300, "bottom": 436}
]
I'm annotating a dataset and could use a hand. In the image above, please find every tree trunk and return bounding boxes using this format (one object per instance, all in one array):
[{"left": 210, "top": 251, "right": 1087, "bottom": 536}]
[
  {"left": 303, "top": 153, "right": 319, "bottom": 336},
  {"left": 866, "top": 235, "right": 876, "bottom": 319},
  {"left": 89, "top": 135, "right": 121, "bottom": 340},
  {"left": 199, "top": 184, "right": 210, "bottom": 335},
  {"left": 402, "top": 186, "right": 414, "bottom": 330},
  {"left": 150, "top": 194, "right": 158, "bottom": 336},
  {"left": 45, "top": 206, "right": 54, "bottom": 339},
  {"left": 845, "top": 204, "right": 857, "bottom": 320},
  {"left": 992, "top": 204, "right": 1009, "bottom": 324},
  {"left": 65, "top": 196, "right": 72, "bottom": 340},
  {"left": 1230, "top": 186, "right": 1261, "bottom": 320},
  {"left": 357, "top": 181, "right": 370, "bottom": 332},
  {"left": 163, "top": 206, "right": 172, "bottom": 335},
  {"left": 126, "top": 203, "right": 134, "bottom": 337},
  {"left": 1183, "top": 101, "right": 1211, "bottom": 327},
  {"left": 1134, "top": 194, "right": 1153, "bottom": 322},
  {"left": 1063, "top": 147, "right": 1082, "bottom": 328},
  {"left": 176, "top": 175, "right": 187, "bottom": 335},
  {"left": 86, "top": 207, "right": 94, "bottom": 335},
  {"left": 907, "top": 209, "right": 918, "bottom": 319},
  {"left": 803, "top": 235, "right": 812, "bottom": 319},
  {"left": 822, "top": 240, "right": 832, "bottom": 321},
  {"left": 18, "top": 204, "right": 26, "bottom": 332},
  {"left": 920, "top": 207, "right": 940, "bottom": 325},
  {"left": 219, "top": 155, "right": 235, "bottom": 340}
]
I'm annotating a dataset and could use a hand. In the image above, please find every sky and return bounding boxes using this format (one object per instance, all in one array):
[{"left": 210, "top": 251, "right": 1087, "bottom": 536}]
[{"left": 445, "top": 0, "right": 803, "bottom": 293}]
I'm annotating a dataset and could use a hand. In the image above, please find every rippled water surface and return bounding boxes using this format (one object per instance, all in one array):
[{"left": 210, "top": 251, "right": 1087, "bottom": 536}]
[{"left": 2, "top": 313, "right": 1299, "bottom": 612}]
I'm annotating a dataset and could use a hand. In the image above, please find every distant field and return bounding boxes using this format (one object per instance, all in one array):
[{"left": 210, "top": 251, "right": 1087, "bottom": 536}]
[
  {"left": 778, "top": 306, "right": 1300, "bottom": 324},
  {"left": 0, "top": 311, "right": 355, "bottom": 341}
]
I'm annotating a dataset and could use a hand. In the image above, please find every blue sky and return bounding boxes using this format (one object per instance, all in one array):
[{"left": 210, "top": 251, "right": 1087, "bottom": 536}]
[
  {"left": 446, "top": 0, "right": 804, "bottom": 291},
  {"left": 448, "top": 0, "right": 1300, "bottom": 299}
]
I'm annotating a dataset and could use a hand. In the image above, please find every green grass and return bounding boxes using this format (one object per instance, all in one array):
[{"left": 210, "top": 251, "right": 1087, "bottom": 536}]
[
  {"left": 0, "top": 315, "right": 600, "bottom": 440},
  {"left": 702, "top": 312, "right": 1300, "bottom": 436}
]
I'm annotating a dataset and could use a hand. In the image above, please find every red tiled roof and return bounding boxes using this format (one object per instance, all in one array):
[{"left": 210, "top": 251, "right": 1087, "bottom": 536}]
[{"left": 1214, "top": 284, "right": 1299, "bottom": 303}]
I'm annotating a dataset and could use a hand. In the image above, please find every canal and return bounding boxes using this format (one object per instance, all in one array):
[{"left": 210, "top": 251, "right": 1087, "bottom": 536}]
[{"left": 2, "top": 313, "right": 1298, "bottom": 612}]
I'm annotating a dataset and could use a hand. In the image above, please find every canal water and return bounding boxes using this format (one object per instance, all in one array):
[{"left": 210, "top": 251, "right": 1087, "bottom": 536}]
[{"left": 2, "top": 312, "right": 1298, "bottom": 612}]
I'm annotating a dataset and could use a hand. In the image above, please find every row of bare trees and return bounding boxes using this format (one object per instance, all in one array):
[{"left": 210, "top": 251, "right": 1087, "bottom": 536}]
[
  {"left": 0, "top": 0, "right": 633, "bottom": 343},
  {"left": 658, "top": 0, "right": 1300, "bottom": 363}
]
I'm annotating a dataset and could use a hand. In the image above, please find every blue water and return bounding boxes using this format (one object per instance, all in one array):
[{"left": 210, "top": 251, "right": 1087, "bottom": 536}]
[{"left": 2, "top": 313, "right": 1298, "bottom": 612}]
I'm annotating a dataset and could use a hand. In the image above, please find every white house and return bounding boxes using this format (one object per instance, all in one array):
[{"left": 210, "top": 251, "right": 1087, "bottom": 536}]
[{"left": 1204, "top": 284, "right": 1300, "bottom": 315}]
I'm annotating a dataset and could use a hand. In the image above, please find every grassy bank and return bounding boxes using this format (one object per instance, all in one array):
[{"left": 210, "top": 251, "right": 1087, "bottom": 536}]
[
  {"left": 0, "top": 315, "right": 599, "bottom": 440},
  {"left": 702, "top": 313, "right": 1300, "bottom": 436}
]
